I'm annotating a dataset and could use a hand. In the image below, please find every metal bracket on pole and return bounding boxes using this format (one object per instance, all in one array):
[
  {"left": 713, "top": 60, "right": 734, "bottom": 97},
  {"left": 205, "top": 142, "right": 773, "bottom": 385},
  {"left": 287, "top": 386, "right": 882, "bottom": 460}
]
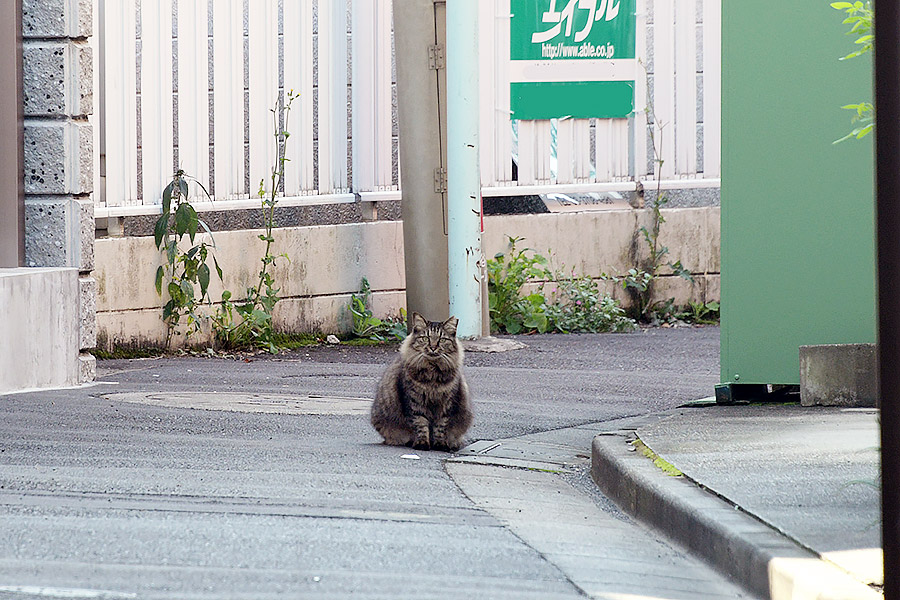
[
  {"left": 428, "top": 44, "right": 445, "bottom": 70},
  {"left": 433, "top": 168, "right": 447, "bottom": 194}
]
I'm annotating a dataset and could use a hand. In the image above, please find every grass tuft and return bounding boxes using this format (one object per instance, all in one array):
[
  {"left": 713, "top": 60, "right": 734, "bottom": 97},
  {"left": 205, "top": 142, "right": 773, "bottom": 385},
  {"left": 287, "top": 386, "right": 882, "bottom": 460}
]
[{"left": 632, "top": 439, "right": 683, "bottom": 477}]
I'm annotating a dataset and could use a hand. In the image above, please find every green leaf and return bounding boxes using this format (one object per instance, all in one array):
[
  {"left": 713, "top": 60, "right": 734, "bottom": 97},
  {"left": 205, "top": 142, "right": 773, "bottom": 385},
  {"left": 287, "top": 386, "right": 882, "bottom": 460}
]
[
  {"left": 250, "top": 309, "right": 272, "bottom": 325},
  {"left": 162, "top": 299, "right": 176, "bottom": 321},
  {"left": 178, "top": 177, "right": 189, "bottom": 199},
  {"left": 198, "top": 218, "right": 215, "bottom": 245},
  {"left": 155, "top": 266, "right": 164, "bottom": 296},
  {"left": 174, "top": 203, "right": 192, "bottom": 236},
  {"left": 213, "top": 256, "right": 223, "bottom": 281},
  {"left": 523, "top": 313, "right": 549, "bottom": 333},
  {"left": 198, "top": 263, "right": 211, "bottom": 297},
  {"left": 154, "top": 215, "right": 169, "bottom": 249},
  {"left": 166, "top": 240, "right": 177, "bottom": 264},
  {"left": 162, "top": 181, "right": 175, "bottom": 215},
  {"left": 505, "top": 319, "right": 522, "bottom": 335},
  {"left": 180, "top": 279, "right": 195, "bottom": 302},
  {"left": 194, "top": 179, "right": 213, "bottom": 202},
  {"left": 856, "top": 123, "right": 874, "bottom": 138},
  {"left": 184, "top": 259, "right": 197, "bottom": 280},
  {"left": 186, "top": 204, "right": 199, "bottom": 241},
  {"left": 669, "top": 260, "right": 695, "bottom": 282}
]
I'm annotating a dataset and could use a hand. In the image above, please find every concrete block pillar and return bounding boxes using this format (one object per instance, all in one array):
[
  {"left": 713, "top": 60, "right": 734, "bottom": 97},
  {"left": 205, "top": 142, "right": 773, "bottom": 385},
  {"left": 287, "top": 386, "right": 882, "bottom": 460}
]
[{"left": 21, "top": 0, "right": 96, "bottom": 382}]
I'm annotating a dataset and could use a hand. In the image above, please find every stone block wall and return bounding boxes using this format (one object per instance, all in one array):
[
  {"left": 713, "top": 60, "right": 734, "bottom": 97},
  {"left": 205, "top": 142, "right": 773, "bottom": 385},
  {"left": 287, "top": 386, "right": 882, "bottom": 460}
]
[{"left": 22, "top": 0, "right": 95, "bottom": 382}]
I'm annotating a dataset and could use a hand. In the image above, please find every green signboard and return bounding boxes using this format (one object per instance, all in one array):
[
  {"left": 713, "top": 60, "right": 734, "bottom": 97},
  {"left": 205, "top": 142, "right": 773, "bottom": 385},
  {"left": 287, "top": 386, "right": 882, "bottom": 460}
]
[{"left": 510, "top": 0, "right": 636, "bottom": 120}]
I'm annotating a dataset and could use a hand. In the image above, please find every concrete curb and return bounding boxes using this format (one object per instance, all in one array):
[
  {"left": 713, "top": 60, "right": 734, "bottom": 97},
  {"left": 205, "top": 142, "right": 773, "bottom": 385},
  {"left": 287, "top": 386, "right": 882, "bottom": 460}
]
[{"left": 591, "top": 432, "right": 882, "bottom": 600}]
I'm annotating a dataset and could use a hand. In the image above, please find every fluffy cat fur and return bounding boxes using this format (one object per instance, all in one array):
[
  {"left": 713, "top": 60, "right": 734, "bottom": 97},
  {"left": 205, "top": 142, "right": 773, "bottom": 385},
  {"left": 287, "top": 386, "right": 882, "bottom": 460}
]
[{"left": 371, "top": 313, "right": 473, "bottom": 452}]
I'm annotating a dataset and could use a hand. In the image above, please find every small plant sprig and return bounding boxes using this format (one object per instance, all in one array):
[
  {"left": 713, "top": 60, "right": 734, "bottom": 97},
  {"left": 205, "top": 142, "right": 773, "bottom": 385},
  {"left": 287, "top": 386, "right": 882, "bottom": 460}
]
[
  {"left": 347, "top": 278, "right": 407, "bottom": 342},
  {"left": 214, "top": 91, "right": 298, "bottom": 353},
  {"left": 832, "top": 1, "right": 873, "bottom": 60},
  {"left": 544, "top": 268, "right": 635, "bottom": 333},
  {"left": 831, "top": 1, "right": 874, "bottom": 143},
  {"left": 677, "top": 300, "right": 720, "bottom": 325},
  {"left": 620, "top": 182, "right": 692, "bottom": 321},
  {"left": 487, "top": 236, "right": 551, "bottom": 334},
  {"left": 153, "top": 170, "right": 223, "bottom": 348},
  {"left": 613, "top": 64, "right": 694, "bottom": 322},
  {"left": 486, "top": 236, "right": 635, "bottom": 334}
]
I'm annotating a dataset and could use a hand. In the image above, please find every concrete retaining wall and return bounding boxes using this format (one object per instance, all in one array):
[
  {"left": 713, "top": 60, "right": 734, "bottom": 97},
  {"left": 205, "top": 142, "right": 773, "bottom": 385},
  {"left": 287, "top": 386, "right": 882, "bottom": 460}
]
[
  {"left": 0, "top": 267, "right": 80, "bottom": 393},
  {"left": 483, "top": 207, "right": 721, "bottom": 307},
  {"left": 95, "top": 207, "right": 720, "bottom": 349}
]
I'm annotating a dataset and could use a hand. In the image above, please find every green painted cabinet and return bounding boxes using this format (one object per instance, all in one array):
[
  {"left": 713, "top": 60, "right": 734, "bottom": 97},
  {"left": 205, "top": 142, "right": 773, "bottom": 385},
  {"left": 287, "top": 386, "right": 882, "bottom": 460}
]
[{"left": 720, "top": 1, "right": 875, "bottom": 385}]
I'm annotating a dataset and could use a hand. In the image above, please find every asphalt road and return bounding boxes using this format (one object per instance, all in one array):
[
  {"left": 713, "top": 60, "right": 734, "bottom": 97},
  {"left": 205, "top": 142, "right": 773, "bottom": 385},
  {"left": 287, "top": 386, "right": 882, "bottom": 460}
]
[{"left": 0, "top": 326, "right": 746, "bottom": 599}]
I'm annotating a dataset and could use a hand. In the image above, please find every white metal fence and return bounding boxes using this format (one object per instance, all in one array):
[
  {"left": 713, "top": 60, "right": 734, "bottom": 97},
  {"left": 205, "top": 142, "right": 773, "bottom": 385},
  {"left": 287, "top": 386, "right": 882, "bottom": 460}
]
[
  {"left": 479, "top": 0, "right": 721, "bottom": 196},
  {"left": 95, "top": 0, "right": 720, "bottom": 218}
]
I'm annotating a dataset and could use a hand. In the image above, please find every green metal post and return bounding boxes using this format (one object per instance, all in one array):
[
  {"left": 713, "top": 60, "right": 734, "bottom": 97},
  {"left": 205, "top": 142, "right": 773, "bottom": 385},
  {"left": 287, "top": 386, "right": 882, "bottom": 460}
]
[{"left": 446, "top": 0, "right": 482, "bottom": 338}]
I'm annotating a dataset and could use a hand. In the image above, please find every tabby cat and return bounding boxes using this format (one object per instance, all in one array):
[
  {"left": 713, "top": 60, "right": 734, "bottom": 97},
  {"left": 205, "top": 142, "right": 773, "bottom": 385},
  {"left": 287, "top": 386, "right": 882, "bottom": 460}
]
[{"left": 371, "top": 313, "right": 473, "bottom": 452}]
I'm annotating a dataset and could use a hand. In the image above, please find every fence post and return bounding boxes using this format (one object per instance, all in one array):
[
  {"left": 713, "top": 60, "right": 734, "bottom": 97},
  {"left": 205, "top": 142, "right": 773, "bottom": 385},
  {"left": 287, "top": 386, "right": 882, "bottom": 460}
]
[
  {"left": 283, "top": 0, "right": 314, "bottom": 195},
  {"left": 318, "top": 0, "right": 348, "bottom": 194},
  {"left": 100, "top": 0, "right": 137, "bottom": 207},
  {"left": 213, "top": 0, "right": 244, "bottom": 199},
  {"left": 177, "top": 0, "right": 210, "bottom": 191},
  {"left": 140, "top": 0, "right": 174, "bottom": 203},
  {"left": 702, "top": 0, "right": 721, "bottom": 178},
  {"left": 248, "top": 0, "right": 277, "bottom": 195}
]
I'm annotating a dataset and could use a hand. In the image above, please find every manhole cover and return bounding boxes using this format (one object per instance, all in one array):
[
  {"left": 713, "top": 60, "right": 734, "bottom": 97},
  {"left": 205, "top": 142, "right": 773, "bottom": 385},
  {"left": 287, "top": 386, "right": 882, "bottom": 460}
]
[{"left": 104, "top": 392, "right": 372, "bottom": 415}]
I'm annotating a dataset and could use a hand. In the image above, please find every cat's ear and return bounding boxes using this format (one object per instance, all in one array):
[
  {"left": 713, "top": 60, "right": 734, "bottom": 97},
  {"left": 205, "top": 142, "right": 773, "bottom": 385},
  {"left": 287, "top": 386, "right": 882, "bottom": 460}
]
[
  {"left": 411, "top": 312, "right": 427, "bottom": 331},
  {"left": 443, "top": 316, "right": 459, "bottom": 337}
]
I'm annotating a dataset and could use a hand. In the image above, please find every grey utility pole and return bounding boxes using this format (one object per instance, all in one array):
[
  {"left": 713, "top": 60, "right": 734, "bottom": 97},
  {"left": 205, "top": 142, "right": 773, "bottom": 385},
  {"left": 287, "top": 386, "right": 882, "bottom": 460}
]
[
  {"left": 393, "top": 0, "right": 450, "bottom": 323},
  {"left": 0, "top": 0, "right": 24, "bottom": 267}
]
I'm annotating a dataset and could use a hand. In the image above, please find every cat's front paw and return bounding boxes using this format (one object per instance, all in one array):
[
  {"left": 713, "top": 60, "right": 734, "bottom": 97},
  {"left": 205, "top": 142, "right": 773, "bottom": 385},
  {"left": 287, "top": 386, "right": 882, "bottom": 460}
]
[
  {"left": 411, "top": 437, "right": 431, "bottom": 451},
  {"left": 432, "top": 438, "right": 461, "bottom": 453}
]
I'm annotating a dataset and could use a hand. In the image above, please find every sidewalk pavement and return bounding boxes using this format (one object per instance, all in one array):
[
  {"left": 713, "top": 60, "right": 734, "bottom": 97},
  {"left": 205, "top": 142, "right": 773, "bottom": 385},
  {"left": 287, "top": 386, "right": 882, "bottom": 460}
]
[{"left": 591, "top": 403, "right": 883, "bottom": 600}]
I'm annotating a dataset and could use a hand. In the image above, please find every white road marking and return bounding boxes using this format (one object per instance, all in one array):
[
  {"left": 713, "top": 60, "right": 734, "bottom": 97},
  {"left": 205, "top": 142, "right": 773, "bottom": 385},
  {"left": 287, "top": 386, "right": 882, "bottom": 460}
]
[{"left": 0, "top": 586, "right": 137, "bottom": 599}]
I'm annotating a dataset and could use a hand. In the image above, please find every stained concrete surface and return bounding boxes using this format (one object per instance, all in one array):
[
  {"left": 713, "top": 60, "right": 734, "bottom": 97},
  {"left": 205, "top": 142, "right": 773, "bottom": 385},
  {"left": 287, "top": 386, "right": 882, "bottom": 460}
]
[
  {"left": 636, "top": 405, "right": 882, "bottom": 588},
  {"left": 0, "top": 327, "right": 738, "bottom": 599}
]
